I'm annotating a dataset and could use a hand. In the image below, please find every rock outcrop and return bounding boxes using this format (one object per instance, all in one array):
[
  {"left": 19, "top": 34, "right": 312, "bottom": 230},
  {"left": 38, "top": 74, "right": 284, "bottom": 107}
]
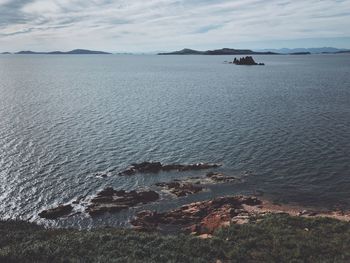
[
  {"left": 230, "top": 56, "right": 265, "bottom": 65},
  {"left": 86, "top": 187, "right": 159, "bottom": 216},
  {"left": 39, "top": 204, "right": 73, "bottom": 220},
  {"left": 130, "top": 196, "right": 262, "bottom": 234},
  {"left": 119, "top": 162, "right": 221, "bottom": 176}
]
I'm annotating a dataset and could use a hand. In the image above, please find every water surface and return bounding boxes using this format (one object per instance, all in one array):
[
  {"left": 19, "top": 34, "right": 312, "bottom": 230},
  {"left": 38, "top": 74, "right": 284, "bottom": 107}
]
[{"left": 0, "top": 54, "right": 349, "bottom": 227}]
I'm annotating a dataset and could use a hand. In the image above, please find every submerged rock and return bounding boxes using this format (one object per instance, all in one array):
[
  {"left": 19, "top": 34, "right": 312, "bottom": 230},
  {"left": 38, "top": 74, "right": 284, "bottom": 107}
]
[
  {"left": 86, "top": 187, "right": 159, "bottom": 216},
  {"left": 168, "top": 163, "right": 221, "bottom": 171},
  {"left": 39, "top": 204, "right": 73, "bottom": 220},
  {"left": 155, "top": 181, "right": 204, "bottom": 197},
  {"left": 130, "top": 196, "right": 261, "bottom": 234},
  {"left": 155, "top": 172, "right": 239, "bottom": 197},
  {"left": 206, "top": 172, "right": 238, "bottom": 182},
  {"left": 132, "top": 162, "right": 163, "bottom": 173},
  {"left": 119, "top": 162, "right": 221, "bottom": 176}
]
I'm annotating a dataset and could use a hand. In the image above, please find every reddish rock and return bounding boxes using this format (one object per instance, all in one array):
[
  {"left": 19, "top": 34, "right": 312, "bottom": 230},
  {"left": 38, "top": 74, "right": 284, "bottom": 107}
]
[{"left": 131, "top": 196, "right": 262, "bottom": 234}]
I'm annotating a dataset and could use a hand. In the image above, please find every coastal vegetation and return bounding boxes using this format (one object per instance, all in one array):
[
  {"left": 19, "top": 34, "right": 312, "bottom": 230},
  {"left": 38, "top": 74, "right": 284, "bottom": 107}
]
[{"left": 1, "top": 214, "right": 350, "bottom": 262}]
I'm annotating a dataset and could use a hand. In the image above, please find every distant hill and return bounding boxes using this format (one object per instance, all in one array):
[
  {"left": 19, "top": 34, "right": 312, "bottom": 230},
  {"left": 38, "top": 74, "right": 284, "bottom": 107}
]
[
  {"left": 158, "top": 48, "right": 279, "bottom": 55},
  {"left": 336, "top": 50, "right": 350, "bottom": 54},
  {"left": 16, "top": 51, "right": 41, "bottom": 54},
  {"left": 289, "top": 52, "right": 311, "bottom": 55},
  {"left": 257, "top": 47, "right": 350, "bottom": 54},
  {"left": 159, "top": 48, "right": 203, "bottom": 55},
  {"left": 1, "top": 52, "right": 11, "bottom": 55},
  {"left": 15, "top": 49, "right": 111, "bottom": 55}
]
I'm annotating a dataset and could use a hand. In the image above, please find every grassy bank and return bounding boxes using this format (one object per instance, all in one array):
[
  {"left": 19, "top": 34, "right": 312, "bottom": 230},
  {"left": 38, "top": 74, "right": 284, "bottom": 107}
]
[{"left": 1, "top": 214, "right": 350, "bottom": 262}]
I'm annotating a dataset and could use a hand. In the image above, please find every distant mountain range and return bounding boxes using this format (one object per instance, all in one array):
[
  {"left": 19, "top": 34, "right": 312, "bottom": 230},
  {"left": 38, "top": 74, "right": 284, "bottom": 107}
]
[
  {"left": 159, "top": 47, "right": 350, "bottom": 55},
  {"left": 1, "top": 47, "right": 349, "bottom": 56},
  {"left": 256, "top": 47, "right": 350, "bottom": 54},
  {"left": 5, "top": 49, "right": 111, "bottom": 55},
  {"left": 158, "top": 48, "right": 278, "bottom": 55}
]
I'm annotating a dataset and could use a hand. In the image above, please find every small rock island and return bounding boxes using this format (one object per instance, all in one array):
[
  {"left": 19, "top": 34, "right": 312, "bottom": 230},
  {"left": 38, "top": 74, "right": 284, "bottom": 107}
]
[{"left": 229, "top": 56, "right": 265, "bottom": 65}]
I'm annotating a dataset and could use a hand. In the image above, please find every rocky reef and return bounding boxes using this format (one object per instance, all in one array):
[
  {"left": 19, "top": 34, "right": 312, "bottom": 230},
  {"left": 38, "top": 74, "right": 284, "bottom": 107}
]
[
  {"left": 86, "top": 188, "right": 159, "bottom": 216},
  {"left": 39, "top": 188, "right": 160, "bottom": 219},
  {"left": 229, "top": 56, "right": 265, "bottom": 65},
  {"left": 118, "top": 162, "right": 221, "bottom": 176},
  {"left": 155, "top": 172, "right": 239, "bottom": 197},
  {"left": 38, "top": 170, "right": 242, "bottom": 219}
]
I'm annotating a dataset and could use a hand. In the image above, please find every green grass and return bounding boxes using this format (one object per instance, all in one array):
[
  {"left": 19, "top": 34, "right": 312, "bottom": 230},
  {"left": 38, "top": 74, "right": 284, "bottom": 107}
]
[{"left": 1, "top": 214, "right": 350, "bottom": 262}]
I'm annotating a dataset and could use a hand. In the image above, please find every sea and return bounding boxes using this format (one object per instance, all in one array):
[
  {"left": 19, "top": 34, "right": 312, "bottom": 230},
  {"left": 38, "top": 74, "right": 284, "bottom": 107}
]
[{"left": 0, "top": 54, "right": 349, "bottom": 228}]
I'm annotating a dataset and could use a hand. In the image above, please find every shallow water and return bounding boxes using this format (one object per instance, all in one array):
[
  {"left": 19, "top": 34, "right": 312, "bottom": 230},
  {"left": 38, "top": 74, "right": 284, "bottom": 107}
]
[{"left": 0, "top": 54, "right": 349, "bottom": 227}]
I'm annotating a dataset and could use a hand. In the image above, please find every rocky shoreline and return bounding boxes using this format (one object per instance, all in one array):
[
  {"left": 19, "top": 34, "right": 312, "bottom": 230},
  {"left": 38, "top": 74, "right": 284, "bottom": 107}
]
[
  {"left": 38, "top": 161, "right": 350, "bottom": 237},
  {"left": 131, "top": 196, "right": 261, "bottom": 235},
  {"left": 131, "top": 196, "right": 350, "bottom": 237}
]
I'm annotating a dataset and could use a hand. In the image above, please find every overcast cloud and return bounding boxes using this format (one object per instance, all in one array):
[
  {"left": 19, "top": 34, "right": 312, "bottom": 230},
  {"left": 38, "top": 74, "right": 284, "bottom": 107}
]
[{"left": 0, "top": 0, "right": 350, "bottom": 51}]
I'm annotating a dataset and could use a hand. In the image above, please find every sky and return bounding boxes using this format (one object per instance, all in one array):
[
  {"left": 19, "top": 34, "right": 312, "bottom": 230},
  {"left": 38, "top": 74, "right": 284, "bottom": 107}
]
[{"left": 0, "top": 0, "right": 350, "bottom": 52}]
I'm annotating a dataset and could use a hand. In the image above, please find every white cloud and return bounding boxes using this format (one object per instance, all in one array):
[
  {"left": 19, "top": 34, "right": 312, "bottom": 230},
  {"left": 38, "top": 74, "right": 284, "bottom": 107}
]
[{"left": 0, "top": 0, "right": 350, "bottom": 51}]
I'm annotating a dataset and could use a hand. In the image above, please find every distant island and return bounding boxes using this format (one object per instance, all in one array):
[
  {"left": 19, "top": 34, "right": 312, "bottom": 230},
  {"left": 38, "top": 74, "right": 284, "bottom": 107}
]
[
  {"left": 13, "top": 49, "right": 111, "bottom": 55},
  {"left": 258, "top": 47, "right": 350, "bottom": 54},
  {"left": 335, "top": 50, "right": 350, "bottom": 54},
  {"left": 228, "top": 56, "right": 265, "bottom": 65},
  {"left": 289, "top": 52, "right": 311, "bottom": 55},
  {"left": 2, "top": 47, "right": 349, "bottom": 56},
  {"left": 159, "top": 47, "right": 350, "bottom": 55},
  {"left": 158, "top": 48, "right": 278, "bottom": 55}
]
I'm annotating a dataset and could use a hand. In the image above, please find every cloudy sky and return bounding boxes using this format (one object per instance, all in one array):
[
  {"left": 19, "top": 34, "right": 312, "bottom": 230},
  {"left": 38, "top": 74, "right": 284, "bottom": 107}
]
[{"left": 1, "top": 0, "right": 350, "bottom": 52}]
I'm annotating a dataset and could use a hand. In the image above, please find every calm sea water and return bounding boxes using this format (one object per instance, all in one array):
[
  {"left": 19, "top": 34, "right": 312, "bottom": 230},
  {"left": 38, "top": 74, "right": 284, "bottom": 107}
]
[{"left": 0, "top": 54, "right": 349, "bottom": 227}]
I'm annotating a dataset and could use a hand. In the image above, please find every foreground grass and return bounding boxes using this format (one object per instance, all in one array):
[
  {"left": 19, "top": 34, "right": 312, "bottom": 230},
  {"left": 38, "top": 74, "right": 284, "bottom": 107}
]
[{"left": 1, "top": 214, "right": 350, "bottom": 262}]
